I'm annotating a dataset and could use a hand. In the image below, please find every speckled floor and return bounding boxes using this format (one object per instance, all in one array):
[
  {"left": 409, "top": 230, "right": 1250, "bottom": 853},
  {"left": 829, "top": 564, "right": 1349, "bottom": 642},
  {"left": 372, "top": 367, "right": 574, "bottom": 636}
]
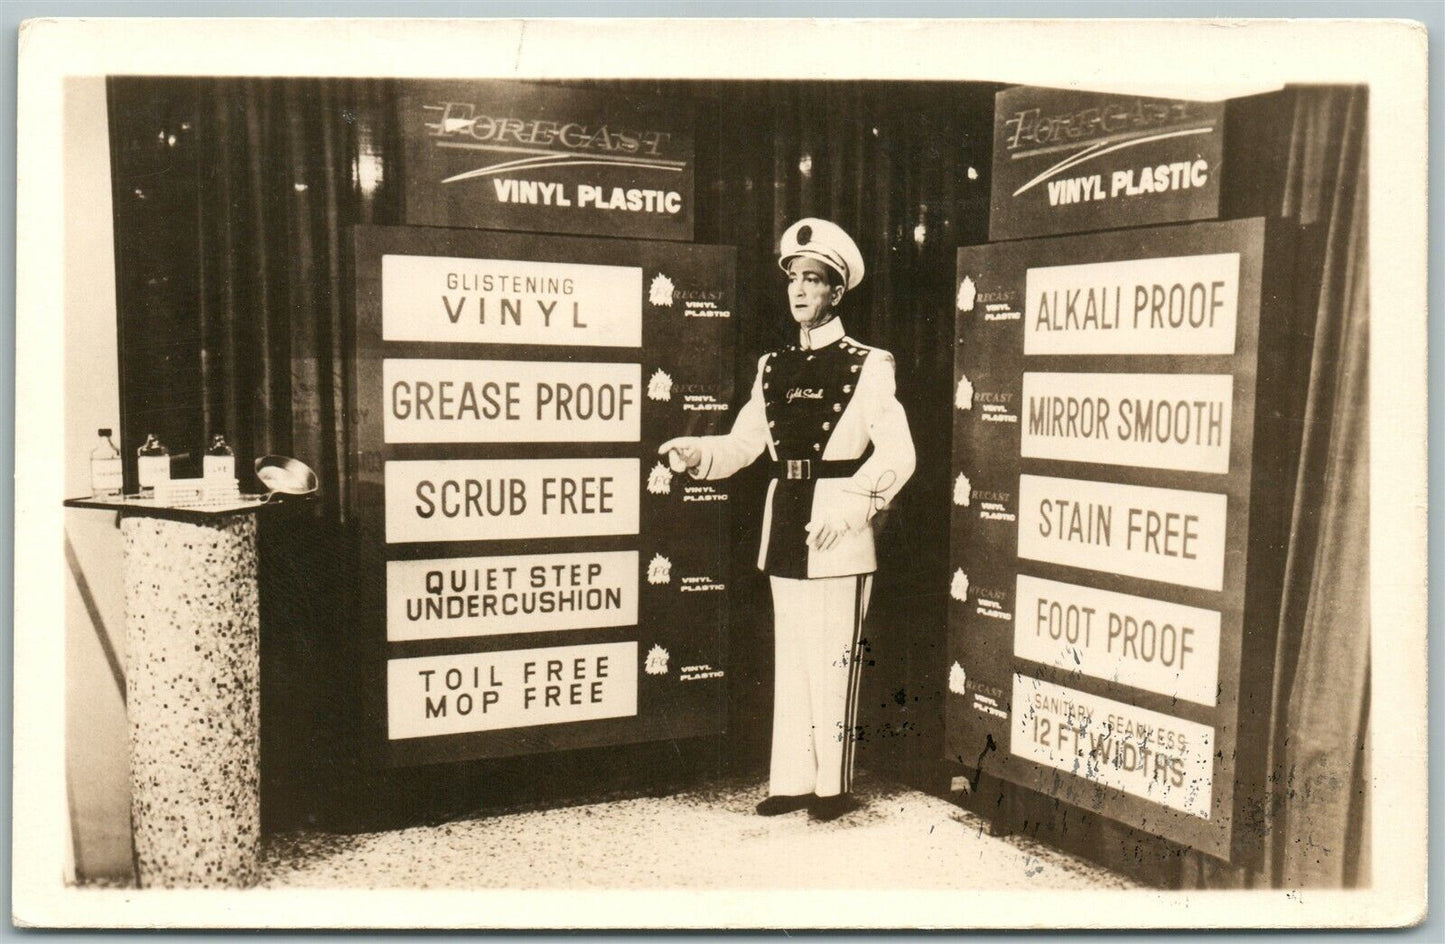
[{"left": 259, "top": 773, "right": 1135, "bottom": 890}]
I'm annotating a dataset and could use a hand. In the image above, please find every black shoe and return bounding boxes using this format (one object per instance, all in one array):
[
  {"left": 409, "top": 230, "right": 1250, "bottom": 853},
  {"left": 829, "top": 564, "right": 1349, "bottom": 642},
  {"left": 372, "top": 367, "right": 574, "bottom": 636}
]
[
  {"left": 755, "top": 794, "right": 812, "bottom": 816},
  {"left": 808, "top": 793, "right": 860, "bottom": 822}
]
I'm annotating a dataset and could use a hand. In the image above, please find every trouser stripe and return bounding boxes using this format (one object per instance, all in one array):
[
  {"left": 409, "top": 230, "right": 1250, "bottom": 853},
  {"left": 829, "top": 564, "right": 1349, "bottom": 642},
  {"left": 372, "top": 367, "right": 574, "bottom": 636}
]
[{"left": 842, "top": 574, "right": 867, "bottom": 793}]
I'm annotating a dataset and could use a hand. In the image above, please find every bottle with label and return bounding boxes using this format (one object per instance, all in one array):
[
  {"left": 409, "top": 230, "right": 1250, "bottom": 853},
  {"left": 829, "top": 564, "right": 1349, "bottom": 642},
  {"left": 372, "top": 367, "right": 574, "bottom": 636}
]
[
  {"left": 204, "top": 434, "right": 235, "bottom": 481},
  {"left": 136, "top": 433, "right": 170, "bottom": 493},
  {"left": 89, "top": 428, "right": 123, "bottom": 498}
]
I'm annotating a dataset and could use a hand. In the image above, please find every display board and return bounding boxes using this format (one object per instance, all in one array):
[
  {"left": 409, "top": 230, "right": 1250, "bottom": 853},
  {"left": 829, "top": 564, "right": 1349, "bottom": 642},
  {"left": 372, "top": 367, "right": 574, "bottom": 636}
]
[
  {"left": 989, "top": 85, "right": 1224, "bottom": 242},
  {"left": 352, "top": 225, "right": 734, "bottom": 767},
  {"left": 400, "top": 80, "right": 695, "bottom": 242},
  {"left": 946, "top": 218, "right": 1294, "bottom": 862}
]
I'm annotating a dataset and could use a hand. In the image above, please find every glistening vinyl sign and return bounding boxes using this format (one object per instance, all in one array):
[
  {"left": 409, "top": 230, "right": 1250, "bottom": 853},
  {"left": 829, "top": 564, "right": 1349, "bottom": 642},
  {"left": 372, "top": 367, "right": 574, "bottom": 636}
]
[
  {"left": 381, "top": 255, "right": 644, "bottom": 347},
  {"left": 401, "top": 80, "right": 695, "bottom": 240}
]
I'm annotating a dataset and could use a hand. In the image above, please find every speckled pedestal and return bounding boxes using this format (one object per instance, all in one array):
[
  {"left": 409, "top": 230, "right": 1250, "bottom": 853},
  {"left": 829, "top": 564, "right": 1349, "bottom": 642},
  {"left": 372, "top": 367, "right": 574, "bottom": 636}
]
[{"left": 122, "top": 513, "right": 260, "bottom": 888}]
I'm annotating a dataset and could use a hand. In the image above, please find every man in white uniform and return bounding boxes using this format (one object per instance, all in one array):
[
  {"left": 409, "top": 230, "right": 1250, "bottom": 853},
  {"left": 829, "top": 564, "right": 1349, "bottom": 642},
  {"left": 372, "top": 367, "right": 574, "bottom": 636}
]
[{"left": 661, "top": 218, "right": 916, "bottom": 821}]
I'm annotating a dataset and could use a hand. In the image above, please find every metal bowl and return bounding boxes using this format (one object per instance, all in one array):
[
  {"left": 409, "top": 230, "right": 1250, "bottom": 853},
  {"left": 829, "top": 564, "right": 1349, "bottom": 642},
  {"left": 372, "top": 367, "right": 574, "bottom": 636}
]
[{"left": 254, "top": 455, "right": 319, "bottom": 497}]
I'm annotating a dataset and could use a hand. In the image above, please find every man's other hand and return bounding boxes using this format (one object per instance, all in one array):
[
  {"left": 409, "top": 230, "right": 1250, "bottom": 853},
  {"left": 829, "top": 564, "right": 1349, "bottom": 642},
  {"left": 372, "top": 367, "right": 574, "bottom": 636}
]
[{"left": 806, "top": 490, "right": 873, "bottom": 551}]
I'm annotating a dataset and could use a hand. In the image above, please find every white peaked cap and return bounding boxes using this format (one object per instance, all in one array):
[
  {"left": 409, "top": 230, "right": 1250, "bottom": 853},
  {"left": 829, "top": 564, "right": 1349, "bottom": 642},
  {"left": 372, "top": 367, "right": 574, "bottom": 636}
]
[{"left": 778, "top": 218, "right": 866, "bottom": 291}]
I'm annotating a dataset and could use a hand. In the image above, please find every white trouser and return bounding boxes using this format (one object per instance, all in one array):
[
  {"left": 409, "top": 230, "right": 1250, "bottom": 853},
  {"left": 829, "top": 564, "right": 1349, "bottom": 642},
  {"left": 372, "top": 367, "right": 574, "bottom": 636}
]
[{"left": 767, "top": 573, "right": 874, "bottom": 798}]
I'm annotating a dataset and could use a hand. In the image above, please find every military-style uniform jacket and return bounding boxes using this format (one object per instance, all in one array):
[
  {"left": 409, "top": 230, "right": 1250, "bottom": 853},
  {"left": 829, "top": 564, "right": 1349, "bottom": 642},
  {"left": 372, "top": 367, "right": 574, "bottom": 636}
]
[{"left": 690, "top": 318, "right": 916, "bottom": 579}]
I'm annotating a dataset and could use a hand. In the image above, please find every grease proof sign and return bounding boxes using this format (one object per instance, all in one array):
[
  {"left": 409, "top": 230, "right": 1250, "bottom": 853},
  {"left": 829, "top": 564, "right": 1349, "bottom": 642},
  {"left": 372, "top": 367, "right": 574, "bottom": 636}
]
[
  {"left": 384, "top": 359, "right": 642, "bottom": 443},
  {"left": 352, "top": 225, "right": 735, "bottom": 767},
  {"left": 948, "top": 218, "right": 1292, "bottom": 862}
]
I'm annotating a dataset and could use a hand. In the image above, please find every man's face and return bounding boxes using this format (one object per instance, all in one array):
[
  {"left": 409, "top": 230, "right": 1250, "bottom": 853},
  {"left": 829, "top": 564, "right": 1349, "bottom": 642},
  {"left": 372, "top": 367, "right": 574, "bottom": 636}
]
[{"left": 786, "top": 257, "right": 844, "bottom": 329}]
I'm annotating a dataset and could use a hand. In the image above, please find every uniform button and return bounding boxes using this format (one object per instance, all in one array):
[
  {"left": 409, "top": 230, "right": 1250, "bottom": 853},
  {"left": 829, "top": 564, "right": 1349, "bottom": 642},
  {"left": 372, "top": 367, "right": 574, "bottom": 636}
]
[
  {"left": 765, "top": 365, "right": 772, "bottom": 373},
  {"left": 806, "top": 354, "right": 815, "bottom": 361},
  {"left": 813, "top": 443, "right": 821, "bottom": 452},
  {"left": 833, "top": 403, "right": 842, "bottom": 412},
  {"left": 850, "top": 364, "right": 860, "bottom": 373},
  {"left": 823, "top": 422, "right": 831, "bottom": 430},
  {"left": 763, "top": 383, "right": 770, "bottom": 390},
  {"left": 843, "top": 384, "right": 852, "bottom": 393},
  {"left": 768, "top": 420, "right": 776, "bottom": 428}
]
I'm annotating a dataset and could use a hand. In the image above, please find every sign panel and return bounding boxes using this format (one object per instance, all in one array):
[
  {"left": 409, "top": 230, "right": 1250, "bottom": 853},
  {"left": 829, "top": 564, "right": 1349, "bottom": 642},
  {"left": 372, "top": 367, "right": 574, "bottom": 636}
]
[
  {"left": 1012, "top": 674, "right": 1214, "bottom": 819},
  {"left": 400, "top": 80, "right": 695, "bottom": 241},
  {"left": 387, "top": 551, "right": 640, "bottom": 642},
  {"left": 385, "top": 458, "right": 640, "bottom": 544},
  {"left": 1021, "top": 373, "right": 1234, "bottom": 474},
  {"left": 383, "top": 359, "right": 642, "bottom": 444},
  {"left": 949, "top": 218, "right": 1292, "bottom": 862},
  {"left": 353, "top": 225, "right": 735, "bottom": 768},
  {"left": 989, "top": 85, "right": 1224, "bottom": 241},
  {"left": 382, "top": 254, "right": 643, "bottom": 347},
  {"left": 1022, "top": 253, "right": 1240, "bottom": 355},
  {"left": 388, "top": 642, "right": 639, "bottom": 739},
  {"left": 1013, "top": 574, "right": 1221, "bottom": 706}
]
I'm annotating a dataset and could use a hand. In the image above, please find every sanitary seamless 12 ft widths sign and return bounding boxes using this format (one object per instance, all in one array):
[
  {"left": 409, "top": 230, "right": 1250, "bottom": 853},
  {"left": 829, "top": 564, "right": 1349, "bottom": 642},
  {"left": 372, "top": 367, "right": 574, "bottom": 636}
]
[
  {"left": 948, "top": 218, "right": 1296, "bottom": 863},
  {"left": 400, "top": 80, "right": 695, "bottom": 241},
  {"left": 989, "top": 85, "right": 1224, "bottom": 242},
  {"left": 351, "top": 225, "right": 735, "bottom": 767}
]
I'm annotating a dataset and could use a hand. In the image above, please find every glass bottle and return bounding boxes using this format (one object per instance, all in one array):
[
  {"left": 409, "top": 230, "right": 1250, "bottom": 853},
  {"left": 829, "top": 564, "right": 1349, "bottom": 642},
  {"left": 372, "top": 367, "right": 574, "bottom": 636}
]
[
  {"left": 136, "top": 433, "right": 170, "bottom": 493},
  {"left": 89, "top": 428, "right": 123, "bottom": 498},
  {"left": 204, "top": 434, "right": 235, "bottom": 481}
]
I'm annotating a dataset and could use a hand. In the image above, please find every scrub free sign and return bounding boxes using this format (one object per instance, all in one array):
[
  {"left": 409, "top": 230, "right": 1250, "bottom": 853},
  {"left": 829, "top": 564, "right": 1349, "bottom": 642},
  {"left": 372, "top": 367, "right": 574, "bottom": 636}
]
[
  {"left": 388, "top": 642, "right": 638, "bottom": 739},
  {"left": 385, "top": 458, "right": 639, "bottom": 543}
]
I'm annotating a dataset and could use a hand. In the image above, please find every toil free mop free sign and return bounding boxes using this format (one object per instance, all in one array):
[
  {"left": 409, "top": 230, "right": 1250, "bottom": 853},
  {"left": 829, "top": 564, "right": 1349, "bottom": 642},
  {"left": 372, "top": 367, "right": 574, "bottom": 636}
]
[{"left": 388, "top": 642, "right": 639, "bottom": 739}]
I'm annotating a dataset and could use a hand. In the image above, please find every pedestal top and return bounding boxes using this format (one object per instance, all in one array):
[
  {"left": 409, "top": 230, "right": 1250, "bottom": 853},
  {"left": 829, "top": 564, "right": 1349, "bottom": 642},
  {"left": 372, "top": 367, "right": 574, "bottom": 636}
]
[{"left": 64, "top": 494, "right": 288, "bottom": 524}]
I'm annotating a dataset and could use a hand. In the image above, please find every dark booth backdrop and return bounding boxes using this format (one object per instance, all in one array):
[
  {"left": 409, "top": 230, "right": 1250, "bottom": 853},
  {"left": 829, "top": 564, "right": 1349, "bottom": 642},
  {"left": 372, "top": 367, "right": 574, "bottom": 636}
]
[{"left": 103, "top": 77, "right": 1366, "bottom": 889}]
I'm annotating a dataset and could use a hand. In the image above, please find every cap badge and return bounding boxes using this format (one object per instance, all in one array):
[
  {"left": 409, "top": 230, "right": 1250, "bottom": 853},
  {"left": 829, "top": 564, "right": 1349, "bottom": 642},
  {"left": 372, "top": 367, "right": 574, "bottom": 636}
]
[{"left": 797, "top": 224, "right": 812, "bottom": 245}]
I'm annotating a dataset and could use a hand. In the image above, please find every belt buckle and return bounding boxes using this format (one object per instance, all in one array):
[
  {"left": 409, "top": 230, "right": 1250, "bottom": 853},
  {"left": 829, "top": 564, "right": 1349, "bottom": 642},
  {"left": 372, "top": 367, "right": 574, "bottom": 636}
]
[{"left": 786, "top": 459, "right": 811, "bottom": 480}]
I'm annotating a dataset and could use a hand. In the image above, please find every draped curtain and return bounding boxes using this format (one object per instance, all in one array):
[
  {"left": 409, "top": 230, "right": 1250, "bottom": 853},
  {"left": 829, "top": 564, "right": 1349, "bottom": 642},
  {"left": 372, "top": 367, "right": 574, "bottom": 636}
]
[
  {"left": 202, "top": 77, "right": 404, "bottom": 817},
  {"left": 187, "top": 77, "right": 402, "bottom": 523},
  {"left": 1182, "top": 85, "right": 1371, "bottom": 889},
  {"left": 109, "top": 77, "right": 405, "bottom": 818}
]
